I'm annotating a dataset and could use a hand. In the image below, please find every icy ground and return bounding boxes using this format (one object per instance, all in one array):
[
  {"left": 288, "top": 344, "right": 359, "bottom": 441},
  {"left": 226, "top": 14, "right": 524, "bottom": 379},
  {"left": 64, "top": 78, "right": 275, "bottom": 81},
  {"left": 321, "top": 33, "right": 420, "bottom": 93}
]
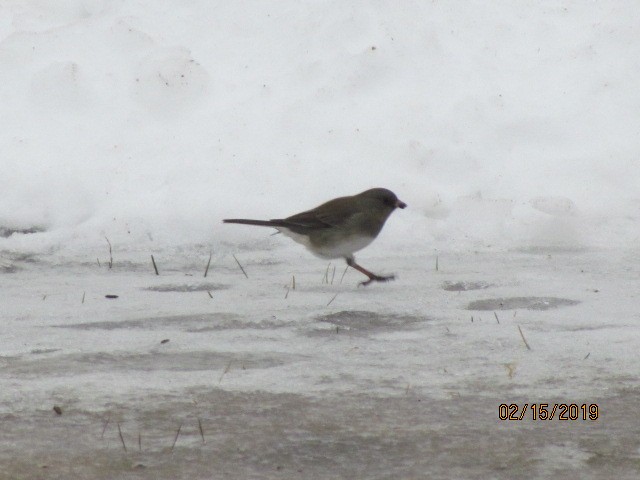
[{"left": 1, "top": 241, "right": 639, "bottom": 479}]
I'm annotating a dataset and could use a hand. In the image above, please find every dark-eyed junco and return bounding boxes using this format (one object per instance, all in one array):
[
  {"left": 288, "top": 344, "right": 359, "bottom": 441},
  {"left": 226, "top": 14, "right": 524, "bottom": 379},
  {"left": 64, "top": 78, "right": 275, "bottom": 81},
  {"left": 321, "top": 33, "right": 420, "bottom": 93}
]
[{"left": 223, "top": 188, "right": 406, "bottom": 286}]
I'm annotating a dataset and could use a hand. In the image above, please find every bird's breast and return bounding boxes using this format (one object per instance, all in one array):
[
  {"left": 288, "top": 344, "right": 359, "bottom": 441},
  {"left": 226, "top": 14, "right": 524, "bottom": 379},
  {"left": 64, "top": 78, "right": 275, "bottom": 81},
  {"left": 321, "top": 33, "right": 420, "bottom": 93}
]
[{"left": 279, "top": 228, "right": 375, "bottom": 259}]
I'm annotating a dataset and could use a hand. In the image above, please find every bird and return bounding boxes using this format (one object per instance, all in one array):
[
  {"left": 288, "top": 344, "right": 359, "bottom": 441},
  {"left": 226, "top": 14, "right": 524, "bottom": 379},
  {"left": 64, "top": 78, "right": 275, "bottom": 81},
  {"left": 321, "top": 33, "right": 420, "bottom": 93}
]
[{"left": 223, "top": 188, "right": 406, "bottom": 286}]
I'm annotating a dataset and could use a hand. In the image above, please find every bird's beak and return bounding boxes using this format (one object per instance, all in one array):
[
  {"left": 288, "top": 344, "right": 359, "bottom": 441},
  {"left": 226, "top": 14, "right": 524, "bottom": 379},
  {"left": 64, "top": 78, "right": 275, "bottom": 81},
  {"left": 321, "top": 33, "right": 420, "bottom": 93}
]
[{"left": 396, "top": 199, "right": 407, "bottom": 209}]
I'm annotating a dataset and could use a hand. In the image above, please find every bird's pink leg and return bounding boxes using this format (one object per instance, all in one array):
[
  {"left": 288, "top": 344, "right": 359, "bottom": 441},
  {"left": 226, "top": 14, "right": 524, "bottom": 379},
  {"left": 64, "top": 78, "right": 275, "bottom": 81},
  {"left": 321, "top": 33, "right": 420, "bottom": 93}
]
[{"left": 345, "top": 257, "right": 395, "bottom": 287}]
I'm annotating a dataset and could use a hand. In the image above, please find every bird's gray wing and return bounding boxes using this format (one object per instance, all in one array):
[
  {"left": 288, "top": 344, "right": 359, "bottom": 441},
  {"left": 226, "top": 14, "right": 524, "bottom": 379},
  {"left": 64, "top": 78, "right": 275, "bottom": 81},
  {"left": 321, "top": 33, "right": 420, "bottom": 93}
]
[
  {"left": 281, "top": 195, "right": 361, "bottom": 232},
  {"left": 275, "top": 210, "right": 334, "bottom": 234}
]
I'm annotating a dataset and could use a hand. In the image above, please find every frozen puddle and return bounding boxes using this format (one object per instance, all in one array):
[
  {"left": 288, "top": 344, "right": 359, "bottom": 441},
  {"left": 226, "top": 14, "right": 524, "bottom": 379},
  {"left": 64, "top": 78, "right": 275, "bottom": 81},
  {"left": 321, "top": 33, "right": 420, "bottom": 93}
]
[
  {"left": 144, "top": 283, "right": 229, "bottom": 292},
  {"left": 3, "top": 351, "right": 288, "bottom": 376},
  {"left": 442, "top": 280, "right": 493, "bottom": 291},
  {"left": 55, "top": 313, "right": 292, "bottom": 332},
  {"left": 310, "top": 310, "right": 429, "bottom": 336},
  {"left": 467, "top": 296, "right": 580, "bottom": 311}
]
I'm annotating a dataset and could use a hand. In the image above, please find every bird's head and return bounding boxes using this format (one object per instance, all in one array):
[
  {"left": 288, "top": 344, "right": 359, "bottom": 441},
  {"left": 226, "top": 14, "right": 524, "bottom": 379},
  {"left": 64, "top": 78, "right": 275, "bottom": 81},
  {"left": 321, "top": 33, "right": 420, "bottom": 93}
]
[{"left": 358, "top": 188, "right": 407, "bottom": 210}]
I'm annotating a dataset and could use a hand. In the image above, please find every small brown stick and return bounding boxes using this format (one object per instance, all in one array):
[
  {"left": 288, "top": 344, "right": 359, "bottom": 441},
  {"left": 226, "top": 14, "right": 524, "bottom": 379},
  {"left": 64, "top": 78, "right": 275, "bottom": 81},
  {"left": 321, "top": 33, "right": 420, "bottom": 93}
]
[
  {"left": 207, "top": 291, "right": 213, "bottom": 298},
  {"left": 204, "top": 252, "right": 212, "bottom": 278},
  {"left": 517, "top": 325, "right": 531, "bottom": 350},
  {"left": 232, "top": 254, "right": 248, "bottom": 278},
  {"left": 170, "top": 423, "right": 182, "bottom": 451},
  {"left": 151, "top": 255, "right": 159, "bottom": 275},
  {"left": 101, "top": 415, "right": 111, "bottom": 439},
  {"left": 197, "top": 418, "right": 206, "bottom": 444},
  {"left": 494, "top": 312, "right": 500, "bottom": 324},
  {"left": 292, "top": 275, "right": 296, "bottom": 290},
  {"left": 219, "top": 360, "right": 232, "bottom": 383},
  {"left": 339, "top": 265, "right": 349, "bottom": 284},
  {"left": 327, "top": 293, "right": 338, "bottom": 306},
  {"left": 284, "top": 287, "right": 290, "bottom": 299},
  {"left": 117, "top": 422, "right": 127, "bottom": 452},
  {"left": 105, "top": 237, "right": 113, "bottom": 269}
]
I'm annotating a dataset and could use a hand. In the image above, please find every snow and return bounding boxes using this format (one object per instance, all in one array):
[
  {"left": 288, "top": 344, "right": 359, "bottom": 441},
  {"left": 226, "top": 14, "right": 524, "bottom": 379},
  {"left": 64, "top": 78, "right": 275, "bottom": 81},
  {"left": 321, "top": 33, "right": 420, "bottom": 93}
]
[{"left": 1, "top": 1, "right": 639, "bottom": 478}]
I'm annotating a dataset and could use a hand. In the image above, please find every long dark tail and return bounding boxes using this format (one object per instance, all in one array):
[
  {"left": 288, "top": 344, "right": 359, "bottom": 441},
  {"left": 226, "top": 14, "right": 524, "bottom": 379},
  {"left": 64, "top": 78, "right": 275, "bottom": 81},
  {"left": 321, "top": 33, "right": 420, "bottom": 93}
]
[{"left": 223, "top": 218, "right": 286, "bottom": 228}]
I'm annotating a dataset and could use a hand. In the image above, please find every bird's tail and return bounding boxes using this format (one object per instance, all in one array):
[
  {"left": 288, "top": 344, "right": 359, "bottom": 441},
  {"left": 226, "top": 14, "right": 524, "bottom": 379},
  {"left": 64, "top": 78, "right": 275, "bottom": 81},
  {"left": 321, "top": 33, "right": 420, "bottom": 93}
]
[{"left": 223, "top": 218, "right": 286, "bottom": 228}]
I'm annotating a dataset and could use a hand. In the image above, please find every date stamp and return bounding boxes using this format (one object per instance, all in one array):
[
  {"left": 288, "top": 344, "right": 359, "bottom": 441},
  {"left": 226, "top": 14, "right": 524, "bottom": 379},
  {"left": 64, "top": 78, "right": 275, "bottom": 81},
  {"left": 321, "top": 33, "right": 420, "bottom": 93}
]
[{"left": 498, "top": 403, "right": 599, "bottom": 421}]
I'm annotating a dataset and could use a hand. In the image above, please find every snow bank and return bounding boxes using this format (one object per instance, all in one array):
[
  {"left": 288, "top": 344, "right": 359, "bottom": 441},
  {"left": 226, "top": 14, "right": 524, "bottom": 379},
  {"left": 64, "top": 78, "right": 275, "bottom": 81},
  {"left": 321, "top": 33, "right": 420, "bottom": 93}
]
[{"left": 1, "top": 1, "right": 638, "bottom": 252}]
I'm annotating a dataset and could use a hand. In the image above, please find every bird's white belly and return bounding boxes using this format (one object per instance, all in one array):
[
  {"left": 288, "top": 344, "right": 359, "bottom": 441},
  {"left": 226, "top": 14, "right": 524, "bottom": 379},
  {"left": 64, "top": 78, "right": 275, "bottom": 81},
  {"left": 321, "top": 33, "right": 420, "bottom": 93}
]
[{"left": 279, "top": 229, "right": 374, "bottom": 259}]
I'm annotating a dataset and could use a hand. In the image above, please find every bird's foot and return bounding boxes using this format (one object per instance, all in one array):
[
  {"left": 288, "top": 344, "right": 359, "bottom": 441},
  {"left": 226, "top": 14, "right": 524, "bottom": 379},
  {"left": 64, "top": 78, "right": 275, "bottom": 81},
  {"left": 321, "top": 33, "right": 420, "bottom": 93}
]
[{"left": 358, "top": 274, "right": 395, "bottom": 287}]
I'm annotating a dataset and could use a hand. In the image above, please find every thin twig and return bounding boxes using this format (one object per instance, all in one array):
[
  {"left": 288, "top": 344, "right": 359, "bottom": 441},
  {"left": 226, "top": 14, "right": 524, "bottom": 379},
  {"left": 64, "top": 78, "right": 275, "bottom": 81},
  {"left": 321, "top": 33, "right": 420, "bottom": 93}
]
[
  {"left": 97, "top": 257, "right": 101, "bottom": 267},
  {"left": 323, "top": 263, "right": 330, "bottom": 284},
  {"left": 494, "top": 312, "right": 500, "bottom": 324},
  {"left": 207, "top": 290, "right": 213, "bottom": 298},
  {"left": 327, "top": 293, "right": 338, "bottom": 306},
  {"left": 117, "top": 422, "right": 127, "bottom": 452},
  {"left": 198, "top": 418, "right": 206, "bottom": 444},
  {"left": 232, "top": 254, "right": 248, "bottom": 278},
  {"left": 82, "top": 291, "right": 86, "bottom": 304},
  {"left": 292, "top": 275, "right": 296, "bottom": 290},
  {"left": 331, "top": 265, "right": 336, "bottom": 285},
  {"left": 219, "top": 360, "right": 232, "bottom": 383},
  {"left": 101, "top": 415, "right": 111, "bottom": 439},
  {"left": 151, "top": 255, "right": 159, "bottom": 275},
  {"left": 436, "top": 255, "right": 439, "bottom": 271},
  {"left": 170, "top": 423, "right": 182, "bottom": 451},
  {"left": 339, "top": 265, "right": 348, "bottom": 284},
  {"left": 517, "top": 325, "right": 531, "bottom": 350},
  {"left": 284, "top": 287, "right": 290, "bottom": 299},
  {"left": 204, "top": 252, "right": 212, "bottom": 278},
  {"left": 105, "top": 237, "right": 113, "bottom": 269}
]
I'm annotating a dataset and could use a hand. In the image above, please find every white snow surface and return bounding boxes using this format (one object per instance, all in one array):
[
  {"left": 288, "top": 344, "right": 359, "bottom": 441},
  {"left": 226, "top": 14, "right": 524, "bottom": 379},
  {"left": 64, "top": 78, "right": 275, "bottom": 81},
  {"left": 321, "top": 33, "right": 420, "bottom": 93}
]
[
  {"left": 1, "top": 2, "right": 640, "bottom": 479},
  {"left": 1, "top": 0, "right": 639, "bottom": 251}
]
